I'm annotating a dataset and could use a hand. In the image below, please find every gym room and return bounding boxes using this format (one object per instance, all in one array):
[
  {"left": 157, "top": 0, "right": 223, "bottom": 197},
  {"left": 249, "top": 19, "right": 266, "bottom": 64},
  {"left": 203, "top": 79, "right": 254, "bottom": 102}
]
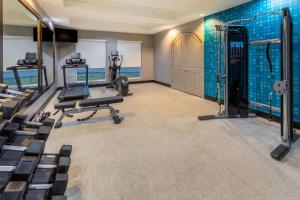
[{"left": 0, "top": 0, "right": 299, "bottom": 199}]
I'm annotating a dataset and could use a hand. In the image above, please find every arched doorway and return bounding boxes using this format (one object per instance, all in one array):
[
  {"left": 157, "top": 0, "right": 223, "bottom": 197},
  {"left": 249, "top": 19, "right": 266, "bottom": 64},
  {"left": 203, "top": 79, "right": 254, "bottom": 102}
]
[{"left": 171, "top": 32, "right": 204, "bottom": 97}]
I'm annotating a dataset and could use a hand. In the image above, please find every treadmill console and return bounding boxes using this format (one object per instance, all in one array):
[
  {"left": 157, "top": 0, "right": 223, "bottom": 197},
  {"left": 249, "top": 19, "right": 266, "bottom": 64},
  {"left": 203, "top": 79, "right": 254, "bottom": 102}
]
[
  {"left": 17, "top": 52, "right": 38, "bottom": 67},
  {"left": 66, "top": 53, "right": 86, "bottom": 66}
]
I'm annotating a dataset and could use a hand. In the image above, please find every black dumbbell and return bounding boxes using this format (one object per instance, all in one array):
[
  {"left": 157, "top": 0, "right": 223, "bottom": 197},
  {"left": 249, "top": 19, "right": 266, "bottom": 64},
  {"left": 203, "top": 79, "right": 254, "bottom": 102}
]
[
  {"left": 0, "top": 156, "right": 37, "bottom": 192},
  {"left": 28, "top": 174, "right": 69, "bottom": 196},
  {"left": 31, "top": 145, "right": 72, "bottom": 185},
  {"left": 22, "top": 174, "right": 68, "bottom": 200},
  {"left": 1, "top": 122, "right": 52, "bottom": 141},
  {"left": 12, "top": 114, "right": 55, "bottom": 128},
  {"left": 1, "top": 138, "right": 45, "bottom": 157},
  {"left": 38, "top": 145, "right": 72, "bottom": 173}
]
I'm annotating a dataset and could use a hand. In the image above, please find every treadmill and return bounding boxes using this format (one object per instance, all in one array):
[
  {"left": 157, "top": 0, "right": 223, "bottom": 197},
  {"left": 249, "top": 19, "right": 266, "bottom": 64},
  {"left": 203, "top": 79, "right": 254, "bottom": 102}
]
[
  {"left": 57, "top": 53, "right": 89, "bottom": 101},
  {"left": 7, "top": 52, "right": 48, "bottom": 91}
]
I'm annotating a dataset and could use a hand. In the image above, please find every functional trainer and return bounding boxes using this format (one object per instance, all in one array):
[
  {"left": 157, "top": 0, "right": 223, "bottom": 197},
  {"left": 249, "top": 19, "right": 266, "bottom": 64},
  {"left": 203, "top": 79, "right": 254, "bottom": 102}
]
[
  {"left": 107, "top": 51, "right": 130, "bottom": 96},
  {"left": 57, "top": 53, "right": 89, "bottom": 101},
  {"left": 199, "top": 8, "right": 296, "bottom": 161},
  {"left": 198, "top": 24, "right": 255, "bottom": 120},
  {"left": 54, "top": 95, "right": 124, "bottom": 128}
]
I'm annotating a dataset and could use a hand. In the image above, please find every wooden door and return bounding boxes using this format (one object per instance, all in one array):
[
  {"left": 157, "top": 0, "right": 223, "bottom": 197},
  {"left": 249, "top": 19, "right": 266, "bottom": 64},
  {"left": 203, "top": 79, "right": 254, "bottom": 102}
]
[{"left": 171, "top": 32, "right": 204, "bottom": 97}]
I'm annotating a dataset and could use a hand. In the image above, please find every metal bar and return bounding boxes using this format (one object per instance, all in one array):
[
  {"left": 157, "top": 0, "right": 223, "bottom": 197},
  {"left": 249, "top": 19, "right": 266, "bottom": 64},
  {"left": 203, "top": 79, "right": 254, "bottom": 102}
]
[
  {"left": 0, "top": 93, "right": 15, "bottom": 99},
  {"left": 16, "top": 130, "right": 36, "bottom": 136},
  {"left": 37, "top": 164, "right": 56, "bottom": 169},
  {"left": 217, "top": 28, "right": 222, "bottom": 115},
  {"left": 29, "top": 184, "right": 52, "bottom": 190},
  {"left": 13, "top": 68, "right": 22, "bottom": 91},
  {"left": 224, "top": 28, "right": 229, "bottom": 117},
  {"left": 249, "top": 101, "right": 281, "bottom": 113},
  {"left": 282, "top": 8, "right": 292, "bottom": 144},
  {"left": 0, "top": 166, "right": 15, "bottom": 172},
  {"left": 3, "top": 145, "right": 27, "bottom": 151},
  {"left": 225, "top": 12, "right": 283, "bottom": 26},
  {"left": 43, "top": 66, "right": 48, "bottom": 87},
  {"left": 249, "top": 39, "right": 281, "bottom": 45}
]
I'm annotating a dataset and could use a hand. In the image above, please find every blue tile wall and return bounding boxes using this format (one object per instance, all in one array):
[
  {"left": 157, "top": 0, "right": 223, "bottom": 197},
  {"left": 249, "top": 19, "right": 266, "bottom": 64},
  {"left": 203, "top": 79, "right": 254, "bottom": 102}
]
[{"left": 204, "top": 0, "right": 300, "bottom": 122}]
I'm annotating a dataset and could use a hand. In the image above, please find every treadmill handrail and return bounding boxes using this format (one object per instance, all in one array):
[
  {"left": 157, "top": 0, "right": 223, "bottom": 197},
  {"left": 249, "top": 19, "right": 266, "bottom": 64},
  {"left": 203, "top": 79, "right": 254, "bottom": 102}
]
[
  {"left": 7, "top": 65, "right": 47, "bottom": 70},
  {"left": 62, "top": 64, "right": 89, "bottom": 87},
  {"left": 61, "top": 64, "right": 89, "bottom": 69}
]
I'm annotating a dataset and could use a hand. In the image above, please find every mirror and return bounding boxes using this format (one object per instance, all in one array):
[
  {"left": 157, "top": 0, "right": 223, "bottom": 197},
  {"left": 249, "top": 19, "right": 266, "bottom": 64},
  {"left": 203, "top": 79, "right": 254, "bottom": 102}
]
[
  {"left": 3, "top": 0, "right": 39, "bottom": 92},
  {"left": 42, "top": 25, "right": 55, "bottom": 92}
]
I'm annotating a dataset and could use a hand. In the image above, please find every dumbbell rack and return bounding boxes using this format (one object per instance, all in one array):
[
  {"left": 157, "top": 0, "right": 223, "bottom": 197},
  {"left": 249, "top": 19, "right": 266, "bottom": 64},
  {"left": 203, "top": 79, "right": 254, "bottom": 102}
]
[{"left": 0, "top": 114, "right": 72, "bottom": 200}]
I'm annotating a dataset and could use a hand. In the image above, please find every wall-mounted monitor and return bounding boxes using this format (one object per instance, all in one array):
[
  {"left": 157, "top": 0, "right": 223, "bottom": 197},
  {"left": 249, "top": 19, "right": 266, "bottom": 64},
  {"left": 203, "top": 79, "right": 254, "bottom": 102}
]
[
  {"left": 33, "top": 27, "right": 53, "bottom": 42},
  {"left": 33, "top": 28, "right": 78, "bottom": 43},
  {"left": 55, "top": 28, "right": 78, "bottom": 43}
]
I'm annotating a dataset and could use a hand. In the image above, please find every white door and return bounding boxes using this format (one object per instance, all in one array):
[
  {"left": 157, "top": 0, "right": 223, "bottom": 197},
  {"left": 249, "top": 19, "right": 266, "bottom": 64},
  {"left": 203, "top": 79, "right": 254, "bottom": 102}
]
[{"left": 171, "top": 33, "right": 204, "bottom": 97}]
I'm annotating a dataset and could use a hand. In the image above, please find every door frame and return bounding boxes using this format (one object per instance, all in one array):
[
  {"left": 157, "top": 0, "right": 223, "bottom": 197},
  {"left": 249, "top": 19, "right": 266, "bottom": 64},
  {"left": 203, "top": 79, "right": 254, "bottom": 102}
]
[{"left": 171, "top": 32, "right": 204, "bottom": 97}]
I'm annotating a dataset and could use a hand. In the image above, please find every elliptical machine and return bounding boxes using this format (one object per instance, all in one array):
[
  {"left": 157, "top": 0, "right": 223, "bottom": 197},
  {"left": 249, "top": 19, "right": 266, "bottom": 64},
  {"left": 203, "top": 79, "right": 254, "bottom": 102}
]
[{"left": 107, "top": 51, "right": 130, "bottom": 96}]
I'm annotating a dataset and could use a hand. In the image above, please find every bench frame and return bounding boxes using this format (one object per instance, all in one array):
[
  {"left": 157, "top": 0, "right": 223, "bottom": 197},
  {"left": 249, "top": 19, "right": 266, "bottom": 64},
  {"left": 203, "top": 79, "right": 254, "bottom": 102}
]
[{"left": 54, "top": 104, "right": 123, "bottom": 129}]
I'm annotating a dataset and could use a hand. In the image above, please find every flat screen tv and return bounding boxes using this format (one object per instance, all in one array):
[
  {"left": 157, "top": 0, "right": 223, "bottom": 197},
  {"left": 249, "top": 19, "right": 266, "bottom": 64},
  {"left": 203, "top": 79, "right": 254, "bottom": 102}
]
[
  {"left": 33, "top": 28, "right": 78, "bottom": 43},
  {"left": 56, "top": 28, "right": 78, "bottom": 43},
  {"left": 33, "top": 27, "right": 53, "bottom": 42}
]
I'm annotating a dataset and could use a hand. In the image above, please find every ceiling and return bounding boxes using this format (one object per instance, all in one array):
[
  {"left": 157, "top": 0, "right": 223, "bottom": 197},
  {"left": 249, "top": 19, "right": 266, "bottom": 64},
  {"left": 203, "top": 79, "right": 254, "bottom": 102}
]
[
  {"left": 36, "top": 0, "right": 251, "bottom": 34},
  {"left": 3, "top": 0, "right": 38, "bottom": 26}
]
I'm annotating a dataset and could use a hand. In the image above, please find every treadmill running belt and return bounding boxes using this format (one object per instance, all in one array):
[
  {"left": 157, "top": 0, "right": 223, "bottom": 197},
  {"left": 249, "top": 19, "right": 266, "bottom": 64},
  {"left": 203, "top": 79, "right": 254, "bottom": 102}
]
[{"left": 58, "top": 85, "right": 89, "bottom": 101}]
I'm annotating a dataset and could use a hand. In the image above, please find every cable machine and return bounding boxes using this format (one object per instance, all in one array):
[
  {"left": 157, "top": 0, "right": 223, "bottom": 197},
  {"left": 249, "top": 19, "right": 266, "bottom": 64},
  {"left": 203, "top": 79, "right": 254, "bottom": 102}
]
[{"left": 199, "top": 8, "right": 295, "bottom": 161}]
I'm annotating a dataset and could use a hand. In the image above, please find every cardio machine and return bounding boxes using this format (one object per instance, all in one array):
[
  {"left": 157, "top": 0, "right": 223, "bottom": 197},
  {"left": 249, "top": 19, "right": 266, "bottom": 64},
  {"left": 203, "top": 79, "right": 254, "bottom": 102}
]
[
  {"left": 57, "top": 53, "right": 90, "bottom": 101},
  {"left": 107, "top": 51, "right": 130, "bottom": 96},
  {"left": 7, "top": 52, "right": 48, "bottom": 91}
]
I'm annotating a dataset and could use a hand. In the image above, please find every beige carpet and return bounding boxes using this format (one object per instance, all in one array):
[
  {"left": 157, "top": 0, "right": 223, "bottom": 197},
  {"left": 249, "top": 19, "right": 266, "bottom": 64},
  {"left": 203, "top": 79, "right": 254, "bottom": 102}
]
[{"left": 44, "top": 83, "right": 300, "bottom": 200}]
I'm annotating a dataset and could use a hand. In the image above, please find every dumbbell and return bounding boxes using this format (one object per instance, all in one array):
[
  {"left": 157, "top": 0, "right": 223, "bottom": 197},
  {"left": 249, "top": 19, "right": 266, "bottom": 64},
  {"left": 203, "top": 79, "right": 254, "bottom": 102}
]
[
  {"left": 0, "top": 137, "right": 45, "bottom": 157},
  {"left": 1, "top": 122, "right": 52, "bottom": 141},
  {"left": 0, "top": 83, "right": 34, "bottom": 102},
  {"left": 12, "top": 114, "right": 55, "bottom": 129},
  {"left": 38, "top": 145, "right": 72, "bottom": 173},
  {"left": 0, "top": 156, "right": 37, "bottom": 191},
  {"left": 31, "top": 145, "right": 72, "bottom": 185},
  {"left": 1, "top": 174, "right": 69, "bottom": 199}
]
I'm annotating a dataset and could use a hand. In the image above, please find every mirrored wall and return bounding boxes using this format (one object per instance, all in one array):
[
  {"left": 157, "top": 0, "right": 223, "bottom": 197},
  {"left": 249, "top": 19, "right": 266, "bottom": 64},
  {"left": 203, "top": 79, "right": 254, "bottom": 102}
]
[
  {"left": 3, "top": 0, "right": 39, "bottom": 91},
  {"left": 2, "top": 0, "right": 56, "bottom": 103}
]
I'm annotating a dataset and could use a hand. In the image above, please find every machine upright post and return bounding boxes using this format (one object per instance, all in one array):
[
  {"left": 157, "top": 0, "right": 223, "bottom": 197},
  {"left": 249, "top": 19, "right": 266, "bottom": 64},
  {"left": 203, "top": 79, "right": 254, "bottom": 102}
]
[
  {"left": 217, "top": 27, "right": 222, "bottom": 115},
  {"left": 281, "top": 8, "right": 292, "bottom": 144},
  {"left": 224, "top": 28, "right": 229, "bottom": 117}
]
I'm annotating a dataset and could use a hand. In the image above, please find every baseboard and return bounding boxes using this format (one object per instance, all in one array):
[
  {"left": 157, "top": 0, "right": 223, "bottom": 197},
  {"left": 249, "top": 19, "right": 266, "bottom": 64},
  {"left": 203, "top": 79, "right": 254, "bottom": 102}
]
[
  {"left": 130, "top": 80, "right": 155, "bottom": 85},
  {"left": 204, "top": 95, "right": 300, "bottom": 129},
  {"left": 205, "top": 95, "right": 218, "bottom": 102},
  {"left": 152, "top": 80, "right": 171, "bottom": 87},
  {"left": 56, "top": 80, "right": 165, "bottom": 91}
]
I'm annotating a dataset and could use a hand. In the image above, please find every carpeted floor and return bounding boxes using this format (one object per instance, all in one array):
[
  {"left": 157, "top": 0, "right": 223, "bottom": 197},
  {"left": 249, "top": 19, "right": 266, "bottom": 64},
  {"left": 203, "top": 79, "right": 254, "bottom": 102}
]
[{"left": 44, "top": 83, "right": 300, "bottom": 200}]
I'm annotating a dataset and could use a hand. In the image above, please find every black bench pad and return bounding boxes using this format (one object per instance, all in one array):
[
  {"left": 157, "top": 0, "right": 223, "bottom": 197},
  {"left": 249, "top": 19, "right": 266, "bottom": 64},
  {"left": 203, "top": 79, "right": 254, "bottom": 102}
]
[
  {"left": 79, "top": 96, "right": 123, "bottom": 107},
  {"left": 55, "top": 101, "right": 76, "bottom": 110}
]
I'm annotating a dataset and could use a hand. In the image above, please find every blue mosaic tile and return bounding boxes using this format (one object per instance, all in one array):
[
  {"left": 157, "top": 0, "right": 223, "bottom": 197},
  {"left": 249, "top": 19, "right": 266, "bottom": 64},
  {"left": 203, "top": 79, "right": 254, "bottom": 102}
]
[{"left": 204, "top": 0, "right": 300, "bottom": 122}]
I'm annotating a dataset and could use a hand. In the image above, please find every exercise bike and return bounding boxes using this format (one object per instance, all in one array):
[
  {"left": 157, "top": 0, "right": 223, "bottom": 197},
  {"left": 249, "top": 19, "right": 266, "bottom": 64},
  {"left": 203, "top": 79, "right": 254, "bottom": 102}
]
[{"left": 107, "top": 51, "right": 130, "bottom": 96}]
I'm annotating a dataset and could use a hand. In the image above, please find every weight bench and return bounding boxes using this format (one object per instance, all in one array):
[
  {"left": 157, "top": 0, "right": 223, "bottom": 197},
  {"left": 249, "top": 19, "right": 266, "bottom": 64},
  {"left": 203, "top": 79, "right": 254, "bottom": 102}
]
[{"left": 54, "top": 96, "right": 124, "bottom": 129}]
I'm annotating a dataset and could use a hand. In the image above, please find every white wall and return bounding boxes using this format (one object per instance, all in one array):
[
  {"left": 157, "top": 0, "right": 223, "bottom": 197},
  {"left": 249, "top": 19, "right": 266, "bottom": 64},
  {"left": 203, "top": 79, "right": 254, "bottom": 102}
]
[
  {"left": 3, "top": 36, "right": 37, "bottom": 70},
  {"left": 154, "top": 19, "right": 204, "bottom": 84},
  {"left": 3, "top": 25, "right": 55, "bottom": 86},
  {"left": 55, "top": 29, "right": 154, "bottom": 87}
]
